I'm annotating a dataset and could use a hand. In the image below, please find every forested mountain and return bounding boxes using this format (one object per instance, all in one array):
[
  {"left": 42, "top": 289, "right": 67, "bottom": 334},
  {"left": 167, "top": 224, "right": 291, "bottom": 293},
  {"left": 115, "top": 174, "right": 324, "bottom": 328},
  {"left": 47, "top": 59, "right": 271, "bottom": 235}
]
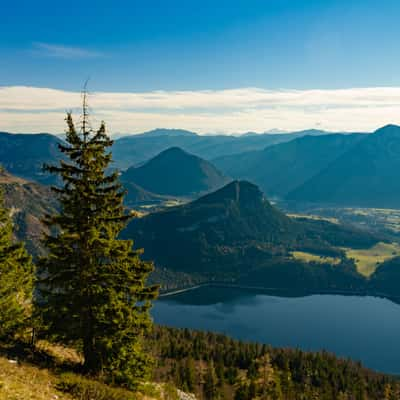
[
  {"left": 0, "top": 168, "right": 57, "bottom": 256},
  {"left": 121, "top": 147, "right": 230, "bottom": 197},
  {"left": 123, "top": 180, "right": 376, "bottom": 289},
  {"left": 214, "top": 133, "right": 365, "bottom": 197},
  {"left": 287, "top": 125, "right": 400, "bottom": 207},
  {"left": 0, "top": 132, "right": 62, "bottom": 184}
]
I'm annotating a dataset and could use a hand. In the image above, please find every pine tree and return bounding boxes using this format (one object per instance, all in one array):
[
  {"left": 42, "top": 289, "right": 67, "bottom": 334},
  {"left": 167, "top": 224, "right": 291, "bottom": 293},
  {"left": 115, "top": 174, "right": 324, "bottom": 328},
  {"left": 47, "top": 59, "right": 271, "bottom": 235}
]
[
  {"left": 203, "top": 361, "right": 219, "bottom": 400},
  {"left": 0, "top": 178, "right": 34, "bottom": 340},
  {"left": 37, "top": 97, "right": 158, "bottom": 387}
]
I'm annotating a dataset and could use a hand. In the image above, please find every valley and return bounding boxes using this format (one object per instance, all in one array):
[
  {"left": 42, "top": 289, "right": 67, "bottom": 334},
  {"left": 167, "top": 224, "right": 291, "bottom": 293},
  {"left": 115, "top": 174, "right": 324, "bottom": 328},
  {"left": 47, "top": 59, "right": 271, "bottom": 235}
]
[{"left": 2, "top": 125, "right": 400, "bottom": 389}]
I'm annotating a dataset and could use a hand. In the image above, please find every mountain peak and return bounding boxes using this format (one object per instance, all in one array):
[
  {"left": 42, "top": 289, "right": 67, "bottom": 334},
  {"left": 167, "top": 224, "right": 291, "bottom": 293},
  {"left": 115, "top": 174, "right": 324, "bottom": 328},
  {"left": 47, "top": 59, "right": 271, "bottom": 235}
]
[
  {"left": 121, "top": 147, "right": 229, "bottom": 197},
  {"left": 374, "top": 124, "right": 400, "bottom": 136},
  {"left": 156, "top": 146, "right": 192, "bottom": 158},
  {"left": 195, "top": 180, "right": 264, "bottom": 206},
  {"left": 138, "top": 128, "right": 198, "bottom": 137}
]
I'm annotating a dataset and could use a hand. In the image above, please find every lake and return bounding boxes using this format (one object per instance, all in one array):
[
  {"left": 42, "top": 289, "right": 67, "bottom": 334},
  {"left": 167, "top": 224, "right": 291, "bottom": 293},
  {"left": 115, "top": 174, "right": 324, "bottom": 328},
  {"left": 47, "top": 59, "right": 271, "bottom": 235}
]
[{"left": 152, "top": 286, "right": 400, "bottom": 374}]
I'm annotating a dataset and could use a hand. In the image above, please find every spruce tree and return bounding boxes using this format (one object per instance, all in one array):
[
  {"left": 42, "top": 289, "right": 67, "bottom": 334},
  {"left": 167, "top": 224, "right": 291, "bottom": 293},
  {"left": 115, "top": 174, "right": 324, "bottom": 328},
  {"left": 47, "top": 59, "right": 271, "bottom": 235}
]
[
  {"left": 38, "top": 97, "right": 158, "bottom": 386},
  {"left": 0, "top": 178, "right": 34, "bottom": 340}
]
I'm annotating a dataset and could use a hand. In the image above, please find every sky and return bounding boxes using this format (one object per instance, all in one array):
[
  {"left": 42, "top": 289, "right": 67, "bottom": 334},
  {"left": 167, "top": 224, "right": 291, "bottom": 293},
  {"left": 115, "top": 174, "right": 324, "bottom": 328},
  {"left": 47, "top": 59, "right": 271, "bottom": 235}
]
[{"left": 2, "top": 0, "right": 400, "bottom": 134}]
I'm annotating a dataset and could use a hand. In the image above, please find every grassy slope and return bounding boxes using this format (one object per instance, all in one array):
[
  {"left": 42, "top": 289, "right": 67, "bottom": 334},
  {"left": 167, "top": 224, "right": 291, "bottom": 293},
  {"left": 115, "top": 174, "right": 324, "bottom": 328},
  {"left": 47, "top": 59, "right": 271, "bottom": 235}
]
[
  {"left": 344, "top": 242, "right": 400, "bottom": 277},
  {"left": 0, "top": 356, "right": 72, "bottom": 400},
  {"left": 0, "top": 340, "right": 179, "bottom": 400},
  {"left": 291, "top": 251, "right": 341, "bottom": 265}
]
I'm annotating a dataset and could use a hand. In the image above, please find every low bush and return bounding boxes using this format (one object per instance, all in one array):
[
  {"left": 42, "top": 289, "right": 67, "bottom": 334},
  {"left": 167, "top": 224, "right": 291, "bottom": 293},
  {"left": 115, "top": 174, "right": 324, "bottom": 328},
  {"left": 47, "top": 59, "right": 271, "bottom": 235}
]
[{"left": 57, "top": 373, "right": 139, "bottom": 400}]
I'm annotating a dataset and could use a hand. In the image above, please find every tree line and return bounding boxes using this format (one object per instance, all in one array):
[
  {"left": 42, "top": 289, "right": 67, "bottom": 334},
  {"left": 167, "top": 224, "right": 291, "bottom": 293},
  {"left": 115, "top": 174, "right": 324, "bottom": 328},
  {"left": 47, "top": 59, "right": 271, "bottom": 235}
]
[{"left": 151, "top": 326, "right": 400, "bottom": 400}]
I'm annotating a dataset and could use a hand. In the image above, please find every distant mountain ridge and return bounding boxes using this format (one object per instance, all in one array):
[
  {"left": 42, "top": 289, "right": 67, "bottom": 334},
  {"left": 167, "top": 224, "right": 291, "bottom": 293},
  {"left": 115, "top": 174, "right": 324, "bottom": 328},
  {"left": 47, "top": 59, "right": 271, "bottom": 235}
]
[
  {"left": 0, "top": 131, "right": 62, "bottom": 184},
  {"left": 0, "top": 128, "right": 360, "bottom": 179},
  {"left": 121, "top": 147, "right": 230, "bottom": 197},
  {"left": 130, "top": 128, "right": 198, "bottom": 138},
  {"left": 112, "top": 128, "right": 344, "bottom": 169},
  {"left": 287, "top": 124, "right": 400, "bottom": 207},
  {"left": 214, "top": 133, "right": 365, "bottom": 197}
]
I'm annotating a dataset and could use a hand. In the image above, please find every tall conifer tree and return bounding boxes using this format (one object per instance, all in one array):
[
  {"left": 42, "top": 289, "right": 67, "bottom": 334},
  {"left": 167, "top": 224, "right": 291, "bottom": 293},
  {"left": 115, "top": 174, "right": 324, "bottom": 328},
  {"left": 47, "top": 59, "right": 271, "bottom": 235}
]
[
  {"left": 0, "top": 174, "right": 34, "bottom": 340},
  {"left": 38, "top": 95, "right": 158, "bottom": 386}
]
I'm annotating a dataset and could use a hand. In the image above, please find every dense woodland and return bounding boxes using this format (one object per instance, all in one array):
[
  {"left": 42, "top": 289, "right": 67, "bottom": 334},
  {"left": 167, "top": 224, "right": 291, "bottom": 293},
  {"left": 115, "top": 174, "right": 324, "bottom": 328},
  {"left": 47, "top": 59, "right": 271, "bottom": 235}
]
[{"left": 151, "top": 326, "right": 400, "bottom": 400}]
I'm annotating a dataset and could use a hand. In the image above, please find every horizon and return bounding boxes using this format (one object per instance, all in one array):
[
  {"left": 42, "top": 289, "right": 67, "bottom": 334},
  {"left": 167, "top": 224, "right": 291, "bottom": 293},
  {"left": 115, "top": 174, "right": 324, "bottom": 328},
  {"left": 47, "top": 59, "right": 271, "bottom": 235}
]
[{"left": 2, "top": 85, "right": 400, "bottom": 135}]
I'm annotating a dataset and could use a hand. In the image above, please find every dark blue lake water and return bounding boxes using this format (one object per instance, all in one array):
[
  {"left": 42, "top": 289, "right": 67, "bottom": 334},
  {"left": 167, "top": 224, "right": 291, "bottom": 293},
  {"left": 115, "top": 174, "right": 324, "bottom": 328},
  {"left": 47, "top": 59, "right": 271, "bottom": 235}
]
[{"left": 152, "top": 286, "right": 400, "bottom": 374}]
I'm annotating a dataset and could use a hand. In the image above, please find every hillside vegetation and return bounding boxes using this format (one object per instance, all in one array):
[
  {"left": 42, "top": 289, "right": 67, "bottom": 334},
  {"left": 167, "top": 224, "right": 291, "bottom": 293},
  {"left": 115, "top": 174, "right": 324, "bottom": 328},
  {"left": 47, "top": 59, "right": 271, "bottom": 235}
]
[
  {"left": 2, "top": 326, "right": 399, "bottom": 400},
  {"left": 123, "top": 180, "right": 381, "bottom": 292}
]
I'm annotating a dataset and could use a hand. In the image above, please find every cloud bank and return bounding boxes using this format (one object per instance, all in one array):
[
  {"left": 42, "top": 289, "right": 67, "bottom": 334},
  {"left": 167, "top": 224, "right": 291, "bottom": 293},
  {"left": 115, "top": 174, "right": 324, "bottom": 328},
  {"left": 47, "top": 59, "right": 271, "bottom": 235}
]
[{"left": 1, "top": 86, "right": 400, "bottom": 135}]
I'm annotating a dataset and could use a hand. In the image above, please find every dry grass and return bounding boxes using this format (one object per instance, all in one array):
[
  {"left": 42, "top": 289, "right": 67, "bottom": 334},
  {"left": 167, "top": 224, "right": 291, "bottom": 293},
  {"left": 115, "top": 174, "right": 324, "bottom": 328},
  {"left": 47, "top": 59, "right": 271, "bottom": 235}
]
[
  {"left": 35, "top": 340, "right": 83, "bottom": 366},
  {"left": 0, "top": 341, "right": 167, "bottom": 400},
  {"left": 0, "top": 171, "right": 27, "bottom": 184},
  {"left": 291, "top": 251, "right": 341, "bottom": 265},
  {"left": 287, "top": 213, "right": 339, "bottom": 224},
  {"left": 343, "top": 242, "right": 400, "bottom": 277},
  {"left": 0, "top": 356, "right": 72, "bottom": 400}
]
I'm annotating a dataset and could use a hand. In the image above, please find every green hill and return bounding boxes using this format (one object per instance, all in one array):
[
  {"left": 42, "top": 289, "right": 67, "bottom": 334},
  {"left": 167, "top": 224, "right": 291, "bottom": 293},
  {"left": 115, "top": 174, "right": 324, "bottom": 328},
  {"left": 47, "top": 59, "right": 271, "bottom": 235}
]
[
  {"left": 121, "top": 147, "right": 230, "bottom": 197},
  {"left": 123, "top": 180, "right": 376, "bottom": 290},
  {"left": 288, "top": 125, "right": 400, "bottom": 207}
]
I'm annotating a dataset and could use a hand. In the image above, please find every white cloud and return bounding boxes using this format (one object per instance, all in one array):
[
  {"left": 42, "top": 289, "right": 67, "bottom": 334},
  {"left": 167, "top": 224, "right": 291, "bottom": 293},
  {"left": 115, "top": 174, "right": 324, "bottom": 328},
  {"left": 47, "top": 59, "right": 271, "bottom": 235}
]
[
  {"left": 31, "top": 42, "right": 103, "bottom": 59},
  {"left": 1, "top": 86, "right": 400, "bottom": 134}
]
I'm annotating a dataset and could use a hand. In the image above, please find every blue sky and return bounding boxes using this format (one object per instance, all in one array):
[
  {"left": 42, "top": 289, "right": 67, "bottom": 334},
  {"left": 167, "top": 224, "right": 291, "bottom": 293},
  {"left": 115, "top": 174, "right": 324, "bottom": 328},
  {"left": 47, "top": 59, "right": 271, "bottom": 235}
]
[
  {"left": 2, "top": 0, "right": 400, "bottom": 133},
  {"left": 3, "top": 0, "right": 400, "bottom": 91}
]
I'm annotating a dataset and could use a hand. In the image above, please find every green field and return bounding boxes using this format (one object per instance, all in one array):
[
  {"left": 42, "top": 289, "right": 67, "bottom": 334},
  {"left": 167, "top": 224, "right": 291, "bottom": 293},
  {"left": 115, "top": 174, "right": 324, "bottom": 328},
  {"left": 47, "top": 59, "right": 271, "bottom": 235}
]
[
  {"left": 287, "top": 213, "right": 340, "bottom": 224},
  {"left": 343, "top": 242, "right": 400, "bottom": 277},
  {"left": 291, "top": 251, "right": 341, "bottom": 265}
]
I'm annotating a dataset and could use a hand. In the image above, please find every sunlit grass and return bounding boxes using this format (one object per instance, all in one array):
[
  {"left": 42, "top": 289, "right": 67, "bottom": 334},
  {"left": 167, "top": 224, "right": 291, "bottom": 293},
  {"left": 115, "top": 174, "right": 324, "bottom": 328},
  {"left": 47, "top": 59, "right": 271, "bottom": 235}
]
[
  {"left": 343, "top": 242, "right": 400, "bottom": 277},
  {"left": 287, "top": 213, "right": 340, "bottom": 224},
  {"left": 291, "top": 251, "right": 341, "bottom": 265},
  {"left": 0, "top": 356, "right": 72, "bottom": 400}
]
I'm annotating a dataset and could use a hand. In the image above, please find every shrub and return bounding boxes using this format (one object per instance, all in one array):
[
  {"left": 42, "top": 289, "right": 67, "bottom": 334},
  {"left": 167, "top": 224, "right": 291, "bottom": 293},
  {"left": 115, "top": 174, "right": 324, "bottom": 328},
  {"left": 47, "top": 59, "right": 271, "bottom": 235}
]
[{"left": 57, "top": 373, "right": 139, "bottom": 400}]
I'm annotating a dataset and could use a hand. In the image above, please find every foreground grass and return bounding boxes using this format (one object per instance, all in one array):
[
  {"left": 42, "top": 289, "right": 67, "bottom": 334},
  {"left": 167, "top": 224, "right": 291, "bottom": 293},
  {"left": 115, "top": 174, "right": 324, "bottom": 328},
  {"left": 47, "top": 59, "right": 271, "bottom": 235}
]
[
  {"left": 0, "top": 341, "right": 169, "bottom": 400},
  {"left": 344, "top": 242, "right": 400, "bottom": 277},
  {"left": 0, "top": 356, "right": 72, "bottom": 400}
]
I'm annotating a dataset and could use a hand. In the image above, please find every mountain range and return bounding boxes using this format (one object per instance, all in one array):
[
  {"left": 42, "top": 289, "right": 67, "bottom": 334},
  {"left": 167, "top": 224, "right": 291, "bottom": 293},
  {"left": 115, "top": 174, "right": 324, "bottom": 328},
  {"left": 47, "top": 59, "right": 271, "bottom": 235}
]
[
  {"left": 214, "top": 133, "right": 365, "bottom": 197},
  {"left": 112, "top": 128, "right": 340, "bottom": 169},
  {"left": 2, "top": 124, "right": 400, "bottom": 209},
  {"left": 287, "top": 125, "right": 400, "bottom": 207}
]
